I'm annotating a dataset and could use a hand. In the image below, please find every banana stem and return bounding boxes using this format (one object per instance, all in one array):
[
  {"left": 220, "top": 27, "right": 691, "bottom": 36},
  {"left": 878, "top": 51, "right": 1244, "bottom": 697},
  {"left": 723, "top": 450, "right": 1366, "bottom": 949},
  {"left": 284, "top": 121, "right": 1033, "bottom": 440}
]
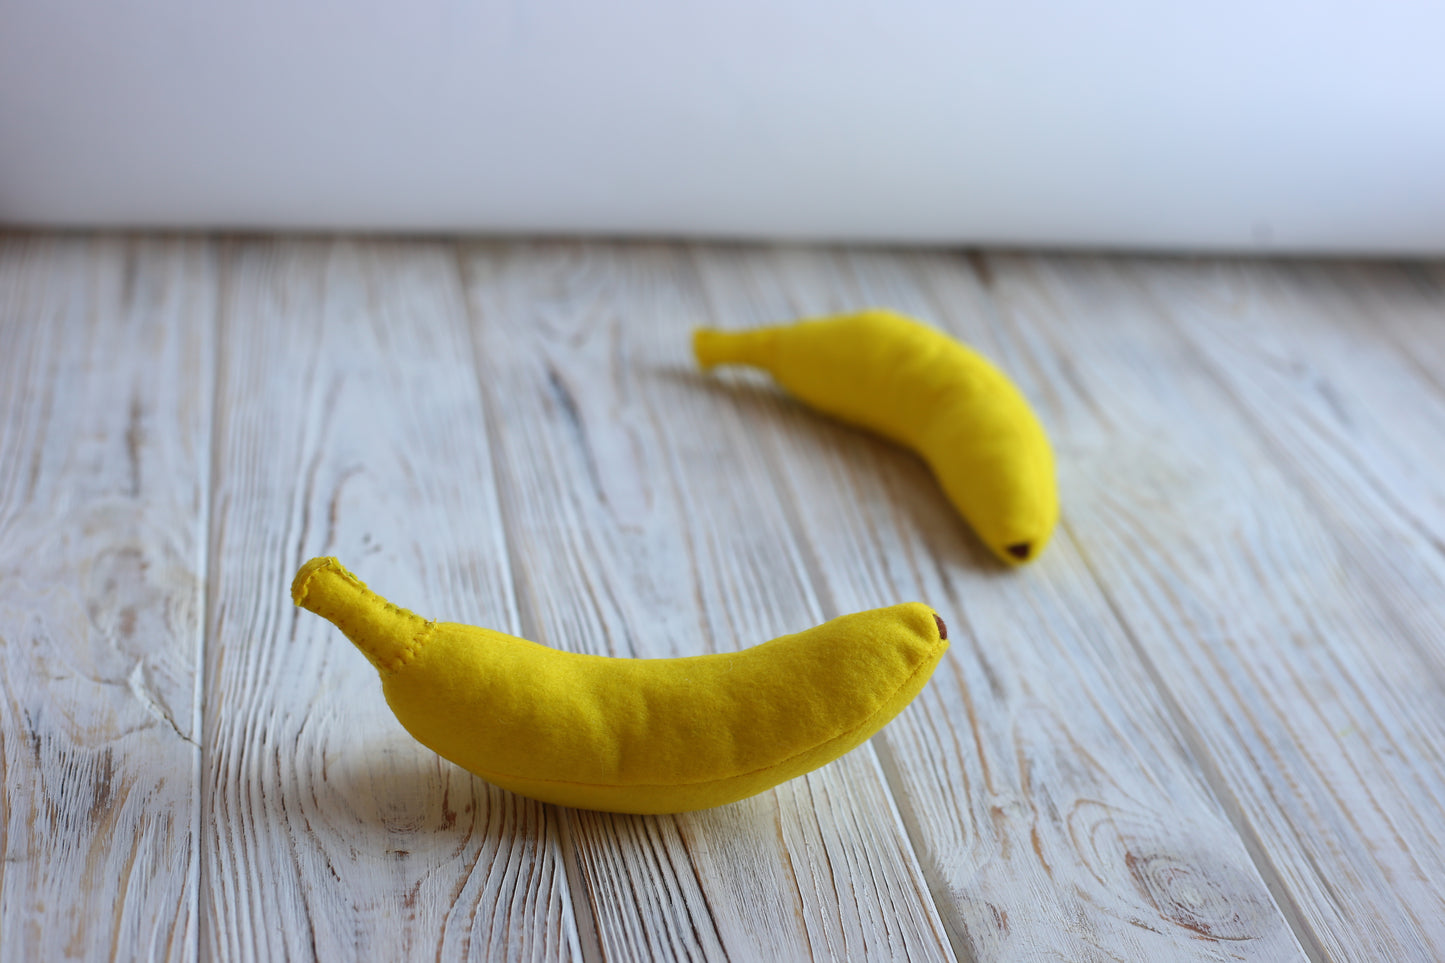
[
  {"left": 693, "top": 327, "right": 778, "bottom": 371},
  {"left": 291, "top": 557, "right": 431, "bottom": 672}
]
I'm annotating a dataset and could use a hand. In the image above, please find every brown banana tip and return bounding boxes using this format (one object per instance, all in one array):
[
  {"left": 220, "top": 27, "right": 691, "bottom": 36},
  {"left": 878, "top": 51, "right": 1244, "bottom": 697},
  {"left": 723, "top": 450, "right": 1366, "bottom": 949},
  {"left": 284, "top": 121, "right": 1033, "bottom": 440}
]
[
  {"left": 932, "top": 614, "right": 948, "bottom": 641},
  {"left": 1005, "top": 542, "right": 1032, "bottom": 561}
]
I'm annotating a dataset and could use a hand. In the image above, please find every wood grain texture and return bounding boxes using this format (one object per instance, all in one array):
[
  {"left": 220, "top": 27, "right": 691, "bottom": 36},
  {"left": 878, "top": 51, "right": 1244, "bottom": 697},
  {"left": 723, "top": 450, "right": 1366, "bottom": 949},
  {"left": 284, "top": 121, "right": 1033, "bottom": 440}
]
[
  {"left": 458, "top": 241, "right": 956, "bottom": 962},
  {"left": 687, "top": 245, "right": 1306, "bottom": 962},
  {"left": 1388, "top": 263, "right": 1445, "bottom": 393},
  {"left": 941, "top": 252, "right": 1445, "bottom": 959},
  {"left": 1130, "top": 260, "right": 1445, "bottom": 672},
  {"left": 202, "top": 240, "right": 579, "bottom": 961},
  {"left": 1118, "top": 257, "right": 1445, "bottom": 953},
  {"left": 0, "top": 236, "right": 214, "bottom": 960},
  {"left": 7, "top": 233, "right": 1445, "bottom": 962}
]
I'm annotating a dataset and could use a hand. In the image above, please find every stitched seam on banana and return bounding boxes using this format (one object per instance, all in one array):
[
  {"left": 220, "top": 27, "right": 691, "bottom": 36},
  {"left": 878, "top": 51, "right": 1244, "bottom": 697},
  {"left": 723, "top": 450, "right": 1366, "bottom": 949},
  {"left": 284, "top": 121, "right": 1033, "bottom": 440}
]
[
  {"left": 296, "top": 557, "right": 424, "bottom": 621},
  {"left": 292, "top": 557, "right": 354, "bottom": 608},
  {"left": 381, "top": 620, "right": 438, "bottom": 676},
  {"left": 433, "top": 647, "right": 941, "bottom": 791},
  {"left": 293, "top": 557, "right": 431, "bottom": 670},
  {"left": 292, "top": 563, "right": 322, "bottom": 609}
]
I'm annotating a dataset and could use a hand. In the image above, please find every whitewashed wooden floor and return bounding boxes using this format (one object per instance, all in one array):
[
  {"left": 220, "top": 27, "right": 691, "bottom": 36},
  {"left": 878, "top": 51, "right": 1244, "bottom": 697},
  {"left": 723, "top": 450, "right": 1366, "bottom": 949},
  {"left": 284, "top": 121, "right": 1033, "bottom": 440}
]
[{"left": 3, "top": 234, "right": 1445, "bottom": 962}]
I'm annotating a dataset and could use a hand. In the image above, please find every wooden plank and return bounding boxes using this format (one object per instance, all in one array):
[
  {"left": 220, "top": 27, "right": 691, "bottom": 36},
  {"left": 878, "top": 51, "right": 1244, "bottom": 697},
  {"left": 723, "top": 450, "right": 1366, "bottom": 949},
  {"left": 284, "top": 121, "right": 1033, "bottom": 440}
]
[
  {"left": 686, "top": 245, "right": 1306, "bottom": 962},
  {"left": 458, "top": 240, "right": 956, "bottom": 962},
  {"left": 925, "top": 252, "right": 1445, "bottom": 959},
  {"left": 1141, "top": 260, "right": 1445, "bottom": 542},
  {"left": 1340, "top": 263, "right": 1445, "bottom": 400},
  {"left": 202, "top": 239, "right": 579, "bottom": 961},
  {"left": 1125, "top": 259, "right": 1445, "bottom": 678},
  {"left": 1118, "top": 255, "right": 1445, "bottom": 950},
  {"left": 0, "top": 235, "right": 214, "bottom": 961}
]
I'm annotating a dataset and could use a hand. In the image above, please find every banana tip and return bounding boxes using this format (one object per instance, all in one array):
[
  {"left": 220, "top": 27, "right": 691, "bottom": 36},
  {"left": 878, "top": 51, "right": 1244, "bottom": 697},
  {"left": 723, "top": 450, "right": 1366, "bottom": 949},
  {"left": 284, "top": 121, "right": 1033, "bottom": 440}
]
[{"left": 292, "top": 556, "right": 344, "bottom": 607}]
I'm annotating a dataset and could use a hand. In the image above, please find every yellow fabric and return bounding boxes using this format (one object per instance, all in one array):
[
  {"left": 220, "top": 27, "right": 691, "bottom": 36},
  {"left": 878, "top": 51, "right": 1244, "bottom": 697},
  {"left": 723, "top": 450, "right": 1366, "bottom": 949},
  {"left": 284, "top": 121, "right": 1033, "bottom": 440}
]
[
  {"left": 292, "top": 557, "right": 948, "bottom": 814},
  {"left": 694, "top": 309, "right": 1058, "bottom": 564}
]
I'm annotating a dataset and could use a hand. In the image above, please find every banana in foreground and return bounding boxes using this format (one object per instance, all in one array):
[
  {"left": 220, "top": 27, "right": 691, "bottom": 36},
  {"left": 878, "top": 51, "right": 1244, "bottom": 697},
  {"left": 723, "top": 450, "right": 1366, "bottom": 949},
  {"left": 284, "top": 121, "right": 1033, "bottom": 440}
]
[
  {"left": 292, "top": 556, "right": 948, "bottom": 814},
  {"left": 694, "top": 309, "right": 1058, "bottom": 565}
]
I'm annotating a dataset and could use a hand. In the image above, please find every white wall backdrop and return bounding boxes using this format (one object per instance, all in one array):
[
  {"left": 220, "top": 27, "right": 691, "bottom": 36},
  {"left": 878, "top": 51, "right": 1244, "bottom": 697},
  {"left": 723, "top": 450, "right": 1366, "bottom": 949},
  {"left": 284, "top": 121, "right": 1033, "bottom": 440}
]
[{"left": 2, "top": 0, "right": 1442, "bottom": 252}]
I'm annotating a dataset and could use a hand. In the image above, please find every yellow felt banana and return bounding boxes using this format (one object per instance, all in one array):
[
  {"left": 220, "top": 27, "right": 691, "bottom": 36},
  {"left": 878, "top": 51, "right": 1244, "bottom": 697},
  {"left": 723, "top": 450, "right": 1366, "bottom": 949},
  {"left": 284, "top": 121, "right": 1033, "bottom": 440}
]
[
  {"left": 292, "top": 557, "right": 947, "bottom": 814},
  {"left": 694, "top": 309, "right": 1058, "bottom": 564}
]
